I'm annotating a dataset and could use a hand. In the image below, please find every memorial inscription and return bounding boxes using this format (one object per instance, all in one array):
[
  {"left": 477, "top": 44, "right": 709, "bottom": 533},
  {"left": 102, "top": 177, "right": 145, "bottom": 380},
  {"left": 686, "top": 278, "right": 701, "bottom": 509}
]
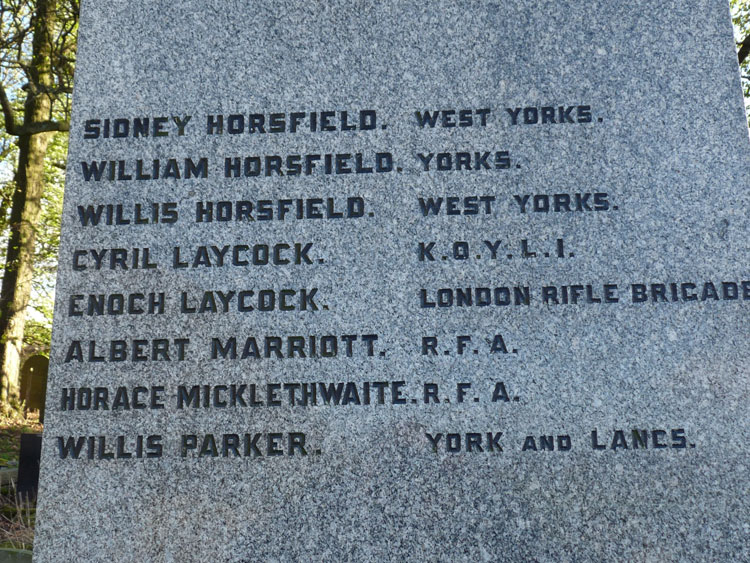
[{"left": 35, "top": 1, "right": 750, "bottom": 561}]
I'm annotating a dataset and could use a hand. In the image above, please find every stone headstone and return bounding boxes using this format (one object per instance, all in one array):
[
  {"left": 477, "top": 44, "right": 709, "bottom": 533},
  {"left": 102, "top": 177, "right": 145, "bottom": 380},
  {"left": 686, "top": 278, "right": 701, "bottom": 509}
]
[
  {"left": 20, "top": 355, "right": 48, "bottom": 422},
  {"left": 15, "top": 433, "right": 42, "bottom": 498},
  {"left": 35, "top": 1, "right": 750, "bottom": 561}
]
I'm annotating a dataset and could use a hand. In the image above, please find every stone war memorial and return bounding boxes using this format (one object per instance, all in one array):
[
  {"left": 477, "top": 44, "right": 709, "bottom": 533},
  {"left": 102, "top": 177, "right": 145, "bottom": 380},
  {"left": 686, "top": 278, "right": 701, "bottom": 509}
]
[{"left": 34, "top": 1, "right": 749, "bottom": 561}]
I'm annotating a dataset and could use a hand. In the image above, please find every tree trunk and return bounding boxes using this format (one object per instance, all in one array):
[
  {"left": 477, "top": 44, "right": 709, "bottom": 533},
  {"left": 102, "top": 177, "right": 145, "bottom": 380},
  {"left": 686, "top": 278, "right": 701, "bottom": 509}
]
[
  {"left": 739, "top": 33, "right": 750, "bottom": 65},
  {"left": 0, "top": 0, "right": 56, "bottom": 410}
]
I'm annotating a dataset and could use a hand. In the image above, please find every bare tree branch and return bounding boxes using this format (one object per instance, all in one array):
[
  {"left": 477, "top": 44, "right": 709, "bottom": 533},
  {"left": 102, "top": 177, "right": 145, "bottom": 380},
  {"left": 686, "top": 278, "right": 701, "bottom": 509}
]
[
  {"left": 0, "top": 82, "right": 17, "bottom": 135},
  {"left": 16, "top": 119, "right": 68, "bottom": 135}
]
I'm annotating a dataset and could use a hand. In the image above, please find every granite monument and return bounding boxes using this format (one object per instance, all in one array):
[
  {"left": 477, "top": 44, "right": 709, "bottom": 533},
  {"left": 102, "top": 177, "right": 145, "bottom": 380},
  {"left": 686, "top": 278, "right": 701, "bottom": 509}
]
[{"left": 35, "top": 1, "right": 750, "bottom": 561}]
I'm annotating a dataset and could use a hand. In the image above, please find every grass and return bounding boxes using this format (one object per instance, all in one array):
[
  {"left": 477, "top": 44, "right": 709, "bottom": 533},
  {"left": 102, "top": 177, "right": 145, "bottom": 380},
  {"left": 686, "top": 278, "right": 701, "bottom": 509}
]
[
  {"left": 0, "top": 411, "right": 42, "bottom": 551},
  {"left": 0, "top": 486, "right": 34, "bottom": 551}
]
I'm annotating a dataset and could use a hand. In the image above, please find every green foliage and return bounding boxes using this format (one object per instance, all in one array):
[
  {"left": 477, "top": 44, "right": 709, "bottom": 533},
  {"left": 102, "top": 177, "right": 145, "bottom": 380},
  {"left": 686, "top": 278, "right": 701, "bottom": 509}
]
[
  {"left": 0, "top": 0, "right": 75, "bottom": 355},
  {"left": 0, "top": 131, "right": 65, "bottom": 353},
  {"left": 19, "top": 320, "right": 50, "bottom": 352},
  {"left": 731, "top": 0, "right": 750, "bottom": 117}
]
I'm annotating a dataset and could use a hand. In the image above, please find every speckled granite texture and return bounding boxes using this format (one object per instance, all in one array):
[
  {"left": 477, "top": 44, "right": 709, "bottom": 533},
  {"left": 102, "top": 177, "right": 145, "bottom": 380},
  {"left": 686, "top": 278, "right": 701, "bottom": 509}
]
[{"left": 34, "top": 1, "right": 750, "bottom": 561}]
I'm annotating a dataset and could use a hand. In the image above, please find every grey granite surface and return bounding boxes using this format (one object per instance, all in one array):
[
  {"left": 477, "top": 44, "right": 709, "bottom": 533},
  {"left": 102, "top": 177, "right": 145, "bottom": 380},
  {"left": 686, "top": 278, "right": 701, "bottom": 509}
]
[{"left": 34, "top": 1, "right": 750, "bottom": 561}]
